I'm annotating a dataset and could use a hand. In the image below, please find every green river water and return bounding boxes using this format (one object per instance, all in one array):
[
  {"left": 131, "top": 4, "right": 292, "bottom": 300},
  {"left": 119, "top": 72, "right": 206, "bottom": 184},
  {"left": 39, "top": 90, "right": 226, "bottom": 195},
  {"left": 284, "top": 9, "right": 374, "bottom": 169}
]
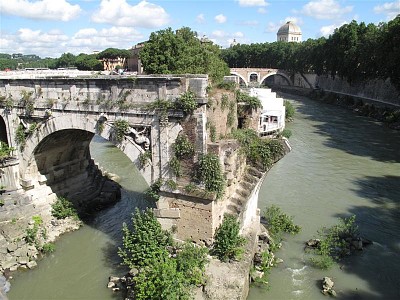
[{"left": 8, "top": 93, "right": 400, "bottom": 299}]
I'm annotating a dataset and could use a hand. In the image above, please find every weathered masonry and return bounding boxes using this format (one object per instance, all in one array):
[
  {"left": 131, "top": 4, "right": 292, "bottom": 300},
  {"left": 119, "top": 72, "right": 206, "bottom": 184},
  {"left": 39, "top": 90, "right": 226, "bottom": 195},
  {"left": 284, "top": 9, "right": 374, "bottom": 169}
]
[{"left": 0, "top": 75, "right": 207, "bottom": 221}]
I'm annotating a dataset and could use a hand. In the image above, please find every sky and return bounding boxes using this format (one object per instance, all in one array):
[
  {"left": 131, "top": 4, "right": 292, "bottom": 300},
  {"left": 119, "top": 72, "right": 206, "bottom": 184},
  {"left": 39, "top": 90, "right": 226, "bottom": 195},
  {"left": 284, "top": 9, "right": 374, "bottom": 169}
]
[{"left": 0, "top": 0, "right": 399, "bottom": 58}]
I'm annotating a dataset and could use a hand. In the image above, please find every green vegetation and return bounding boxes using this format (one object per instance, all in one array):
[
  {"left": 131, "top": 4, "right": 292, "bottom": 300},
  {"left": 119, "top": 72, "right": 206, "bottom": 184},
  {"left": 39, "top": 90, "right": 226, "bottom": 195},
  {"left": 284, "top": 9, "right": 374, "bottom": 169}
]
[
  {"left": 20, "top": 90, "right": 34, "bottom": 115},
  {"left": 263, "top": 205, "right": 301, "bottom": 241},
  {"left": 284, "top": 100, "right": 295, "bottom": 120},
  {"left": 222, "top": 17, "right": 400, "bottom": 90},
  {"left": 139, "top": 27, "right": 230, "bottom": 83},
  {"left": 166, "top": 179, "right": 178, "bottom": 190},
  {"left": 173, "top": 134, "right": 194, "bottom": 159},
  {"left": 216, "top": 81, "right": 236, "bottom": 91},
  {"left": 221, "top": 94, "right": 229, "bottom": 111},
  {"left": 0, "top": 141, "right": 14, "bottom": 162},
  {"left": 25, "top": 215, "right": 43, "bottom": 246},
  {"left": 280, "top": 129, "right": 292, "bottom": 139},
  {"left": 138, "top": 151, "right": 151, "bottom": 169},
  {"left": 233, "top": 128, "right": 284, "bottom": 171},
  {"left": 212, "top": 214, "right": 246, "bottom": 262},
  {"left": 51, "top": 196, "right": 78, "bottom": 219},
  {"left": 236, "top": 90, "right": 262, "bottom": 110},
  {"left": 113, "top": 119, "right": 130, "bottom": 142},
  {"left": 169, "top": 156, "right": 182, "bottom": 177},
  {"left": 209, "top": 123, "right": 216, "bottom": 142},
  {"left": 145, "top": 178, "right": 163, "bottom": 201},
  {"left": 197, "top": 153, "right": 225, "bottom": 199},
  {"left": 175, "top": 91, "right": 198, "bottom": 114},
  {"left": 118, "top": 209, "right": 208, "bottom": 299},
  {"left": 308, "top": 215, "right": 359, "bottom": 270},
  {"left": 41, "top": 242, "right": 56, "bottom": 254}
]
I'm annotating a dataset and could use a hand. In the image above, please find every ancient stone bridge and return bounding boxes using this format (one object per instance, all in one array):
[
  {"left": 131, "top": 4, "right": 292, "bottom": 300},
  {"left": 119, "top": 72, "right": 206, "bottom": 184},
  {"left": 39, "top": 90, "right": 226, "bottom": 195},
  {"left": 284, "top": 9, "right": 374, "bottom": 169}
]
[
  {"left": 0, "top": 75, "right": 208, "bottom": 199},
  {"left": 230, "top": 68, "right": 292, "bottom": 86}
]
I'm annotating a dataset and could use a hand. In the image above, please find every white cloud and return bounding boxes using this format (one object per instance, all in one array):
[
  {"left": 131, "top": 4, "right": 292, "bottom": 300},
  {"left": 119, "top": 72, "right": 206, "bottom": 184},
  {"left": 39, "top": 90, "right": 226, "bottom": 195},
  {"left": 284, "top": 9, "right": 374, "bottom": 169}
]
[
  {"left": 0, "top": 0, "right": 81, "bottom": 21},
  {"left": 301, "top": 0, "right": 352, "bottom": 20},
  {"left": 237, "top": 0, "right": 268, "bottom": 7},
  {"left": 196, "top": 13, "right": 205, "bottom": 24},
  {"left": 257, "top": 7, "right": 267, "bottom": 14},
  {"left": 92, "top": 0, "right": 170, "bottom": 28},
  {"left": 209, "top": 30, "right": 246, "bottom": 47},
  {"left": 0, "top": 26, "right": 143, "bottom": 58},
  {"left": 319, "top": 21, "right": 347, "bottom": 37},
  {"left": 374, "top": 1, "right": 400, "bottom": 20},
  {"left": 264, "top": 17, "right": 303, "bottom": 33},
  {"left": 238, "top": 20, "right": 259, "bottom": 26},
  {"left": 214, "top": 14, "right": 227, "bottom": 24}
]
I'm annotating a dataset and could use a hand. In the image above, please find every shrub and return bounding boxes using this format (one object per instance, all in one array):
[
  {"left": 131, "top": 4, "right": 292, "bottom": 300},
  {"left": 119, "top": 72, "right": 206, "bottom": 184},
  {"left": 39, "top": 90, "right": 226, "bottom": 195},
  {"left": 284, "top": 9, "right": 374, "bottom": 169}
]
[
  {"left": 236, "top": 90, "right": 261, "bottom": 110},
  {"left": 284, "top": 100, "right": 295, "bottom": 119},
  {"left": 263, "top": 205, "right": 301, "bottom": 241},
  {"left": 145, "top": 178, "right": 163, "bottom": 201},
  {"left": 133, "top": 256, "right": 190, "bottom": 300},
  {"left": 176, "top": 242, "right": 208, "bottom": 285},
  {"left": 41, "top": 242, "right": 56, "bottom": 254},
  {"left": 51, "top": 196, "right": 78, "bottom": 219},
  {"left": 173, "top": 134, "right": 194, "bottom": 159},
  {"left": 197, "top": 154, "right": 225, "bottom": 199},
  {"left": 233, "top": 128, "right": 284, "bottom": 170},
  {"left": 175, "top": 91, "right": 197, "bottom": 114},
  {"left": 212, "top": 214, "right": 246, "bottom": 262},
  {"left": 209, "top": 123, "right": 216, "bottom": 142},
  {"left": 280, "top": 129, "right": 292, "bottom": 138},
  {"left": 0, "top": 142, "right": 14, "bottom": 162},
  {"left": 216, "top": 81, "right": 236, "bottom": 91},
  {"left": 309, "top": 215, "right": 359, "bottom": 270},
  {"left": 118, "top": 208, "right": 173, "bottom": 268}
]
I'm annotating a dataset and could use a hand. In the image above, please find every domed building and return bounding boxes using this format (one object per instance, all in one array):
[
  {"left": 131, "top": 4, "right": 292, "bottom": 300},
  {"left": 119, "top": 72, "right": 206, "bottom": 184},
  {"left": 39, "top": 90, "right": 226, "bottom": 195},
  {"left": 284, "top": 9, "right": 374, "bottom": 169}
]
[{"left": 277, "top": 21, "right": 302, "bottom": 42}]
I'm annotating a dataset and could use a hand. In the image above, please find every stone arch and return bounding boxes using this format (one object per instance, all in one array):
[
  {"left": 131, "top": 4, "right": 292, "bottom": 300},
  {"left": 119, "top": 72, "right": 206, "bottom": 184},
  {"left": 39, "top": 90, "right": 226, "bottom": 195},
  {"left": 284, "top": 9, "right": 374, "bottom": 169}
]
[
  {"left": 0, "top": 115, "right": 8, "bottom": 144},
  {"left": 19, "top": 114, "right": 153, "bottom": 191},
  {"left": 230, "top": 72, "right": 248, "bottom": 86},
  {"left": 260, "top": 72, "right": 292, "bottom": 86},
  {"left": 249, "top": 73, "right": 259, "bottom": 83}
]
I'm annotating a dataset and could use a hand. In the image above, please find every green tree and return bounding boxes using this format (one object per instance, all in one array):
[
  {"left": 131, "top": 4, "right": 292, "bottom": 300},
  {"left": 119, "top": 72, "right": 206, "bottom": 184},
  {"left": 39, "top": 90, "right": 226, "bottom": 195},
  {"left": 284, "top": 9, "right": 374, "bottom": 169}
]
[
  {"left": 118, "top": 208, "right": 173, "bottom": 268},
  {"left": 133, "top": 256, "right": 190, "bottom": 300},
  {"left": 140, "top": 27, "right": 229, "bottom": 83},
  {"left": 75, "top": 53, "right": 103, "bottom": 71},
  {"left": 56, "top": 53, "right": 76, "bottom": 68}
]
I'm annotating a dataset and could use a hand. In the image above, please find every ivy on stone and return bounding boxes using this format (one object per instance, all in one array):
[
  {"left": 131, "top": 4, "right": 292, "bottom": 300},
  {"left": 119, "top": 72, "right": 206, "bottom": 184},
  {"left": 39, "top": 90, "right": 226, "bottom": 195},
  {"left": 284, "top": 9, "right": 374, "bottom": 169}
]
[
  {"left": 113, "top": 119, "right": 130, "bottom": 142},
  {"left": 175, "top": 91, "right": 197, "bottom": 115}
]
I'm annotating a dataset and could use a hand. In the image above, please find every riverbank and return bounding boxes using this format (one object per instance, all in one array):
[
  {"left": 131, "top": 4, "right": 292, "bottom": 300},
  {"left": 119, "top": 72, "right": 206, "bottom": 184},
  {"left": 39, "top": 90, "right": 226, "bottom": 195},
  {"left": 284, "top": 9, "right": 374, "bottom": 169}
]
[{"left": 271, "top": 85, "right": 400, "bottom": 130}]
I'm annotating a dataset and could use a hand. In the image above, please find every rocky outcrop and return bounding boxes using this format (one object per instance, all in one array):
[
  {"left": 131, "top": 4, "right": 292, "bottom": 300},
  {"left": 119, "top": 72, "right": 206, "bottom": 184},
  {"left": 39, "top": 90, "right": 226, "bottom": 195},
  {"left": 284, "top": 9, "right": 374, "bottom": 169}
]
[{"left": 321, "top": 276, "right": 337, "bottom": 297}]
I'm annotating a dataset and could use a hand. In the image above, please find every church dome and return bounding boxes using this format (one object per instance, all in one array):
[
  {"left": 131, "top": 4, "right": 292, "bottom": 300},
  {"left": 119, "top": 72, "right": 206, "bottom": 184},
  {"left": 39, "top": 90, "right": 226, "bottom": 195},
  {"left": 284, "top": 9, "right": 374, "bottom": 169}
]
[{"left": 277, "top": 21, "right": 302, "bottom": 35}]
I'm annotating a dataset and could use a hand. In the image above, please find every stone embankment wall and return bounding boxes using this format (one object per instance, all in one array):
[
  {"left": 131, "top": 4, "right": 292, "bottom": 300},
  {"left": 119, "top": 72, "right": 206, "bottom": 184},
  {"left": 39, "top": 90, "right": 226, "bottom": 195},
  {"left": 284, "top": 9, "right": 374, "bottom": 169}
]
[
  {"left": 0, "top": 161, "right": 120, "bottom": 275},
  {"left": 289, "top": 73, "right": 400, "bottom": 107}
]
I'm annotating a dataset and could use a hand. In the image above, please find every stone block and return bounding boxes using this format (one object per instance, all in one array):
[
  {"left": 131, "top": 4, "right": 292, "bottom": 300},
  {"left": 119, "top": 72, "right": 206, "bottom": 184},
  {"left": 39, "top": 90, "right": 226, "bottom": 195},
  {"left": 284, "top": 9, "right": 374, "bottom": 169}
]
[
  {"left": 153, "top": 208, "right": 180, "bottom": 219},
  {"left": 7, "top": 243, "right": 18, "bottom": 252},
  {"left": 20, "top": 179, "right": 34, "bottom": 190},
  {"left": 27, "top": 261, "right": 37, "bottom": 269},
  {"left": 38, "top": 174, "right": 48, "bottom": 184}
]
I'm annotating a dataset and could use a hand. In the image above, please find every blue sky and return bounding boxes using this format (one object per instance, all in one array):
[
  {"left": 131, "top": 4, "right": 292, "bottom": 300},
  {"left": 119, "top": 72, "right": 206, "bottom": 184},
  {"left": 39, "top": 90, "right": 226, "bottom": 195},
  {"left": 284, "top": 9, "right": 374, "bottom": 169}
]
[{"left": 0, "top": 0, "right": 399, "bottom": 58}]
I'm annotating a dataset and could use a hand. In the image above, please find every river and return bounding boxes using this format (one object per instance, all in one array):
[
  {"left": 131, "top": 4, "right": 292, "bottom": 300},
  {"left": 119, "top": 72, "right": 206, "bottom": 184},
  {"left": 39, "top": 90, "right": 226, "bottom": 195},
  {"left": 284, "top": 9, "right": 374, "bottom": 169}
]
[{"left": 8, "top": 93, "right": 400, "bottom": 299}]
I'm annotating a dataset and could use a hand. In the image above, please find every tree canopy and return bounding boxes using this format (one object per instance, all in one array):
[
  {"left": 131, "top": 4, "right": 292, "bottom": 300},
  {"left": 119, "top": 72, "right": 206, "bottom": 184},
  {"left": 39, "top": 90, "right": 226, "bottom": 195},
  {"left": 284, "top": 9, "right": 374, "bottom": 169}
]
[
  {"left": 139, "top": 27, "right": 230, "bottom": 83},
  {"left": 221, "top": 16, "right": 400, "bottom": 89}
]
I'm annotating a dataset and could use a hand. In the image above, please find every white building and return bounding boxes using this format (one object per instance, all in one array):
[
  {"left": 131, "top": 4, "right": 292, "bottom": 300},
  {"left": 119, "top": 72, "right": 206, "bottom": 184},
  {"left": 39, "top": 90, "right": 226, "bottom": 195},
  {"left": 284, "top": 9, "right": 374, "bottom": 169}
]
[
  {"left": 249, "top": 88, "right": 286, "bottom": 136},
  {"left": 277, "top": 21, "right": 302, "bottom": 43}
]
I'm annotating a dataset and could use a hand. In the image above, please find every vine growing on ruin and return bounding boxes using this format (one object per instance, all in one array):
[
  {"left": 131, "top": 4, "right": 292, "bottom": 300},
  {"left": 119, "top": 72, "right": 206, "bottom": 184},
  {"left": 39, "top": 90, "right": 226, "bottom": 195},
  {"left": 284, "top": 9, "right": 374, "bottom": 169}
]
[
  {"left": 196, "top": 153, "right": 225, "bottom": 199},
  {"left": 175, "top": 91, "right": 197, "bottom": 115},
  {"left": 113, "top": 119, "right": 130, "bottom": 142}
]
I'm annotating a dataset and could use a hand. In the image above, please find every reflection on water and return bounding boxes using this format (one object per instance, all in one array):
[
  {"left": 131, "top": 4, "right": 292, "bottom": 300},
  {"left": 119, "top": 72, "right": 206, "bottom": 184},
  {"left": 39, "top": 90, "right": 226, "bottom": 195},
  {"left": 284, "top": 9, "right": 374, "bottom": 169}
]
[{"left": 249, "top": 94, "right": 400, "bottom": 300}]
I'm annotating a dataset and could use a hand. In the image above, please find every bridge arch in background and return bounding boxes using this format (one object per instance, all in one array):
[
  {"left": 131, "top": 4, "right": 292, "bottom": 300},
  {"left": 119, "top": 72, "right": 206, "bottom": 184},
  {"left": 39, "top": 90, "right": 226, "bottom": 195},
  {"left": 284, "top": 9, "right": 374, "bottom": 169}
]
[{"left": 260, "top": 71, "right": 292, "bottom": 86}]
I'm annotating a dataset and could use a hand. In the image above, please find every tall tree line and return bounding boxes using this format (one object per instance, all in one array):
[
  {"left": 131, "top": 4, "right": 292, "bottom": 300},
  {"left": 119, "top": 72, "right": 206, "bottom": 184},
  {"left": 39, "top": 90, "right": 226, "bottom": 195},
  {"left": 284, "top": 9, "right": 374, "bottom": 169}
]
[{"left": 221, "top": 16, "right": 400, "bottom": 89}]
